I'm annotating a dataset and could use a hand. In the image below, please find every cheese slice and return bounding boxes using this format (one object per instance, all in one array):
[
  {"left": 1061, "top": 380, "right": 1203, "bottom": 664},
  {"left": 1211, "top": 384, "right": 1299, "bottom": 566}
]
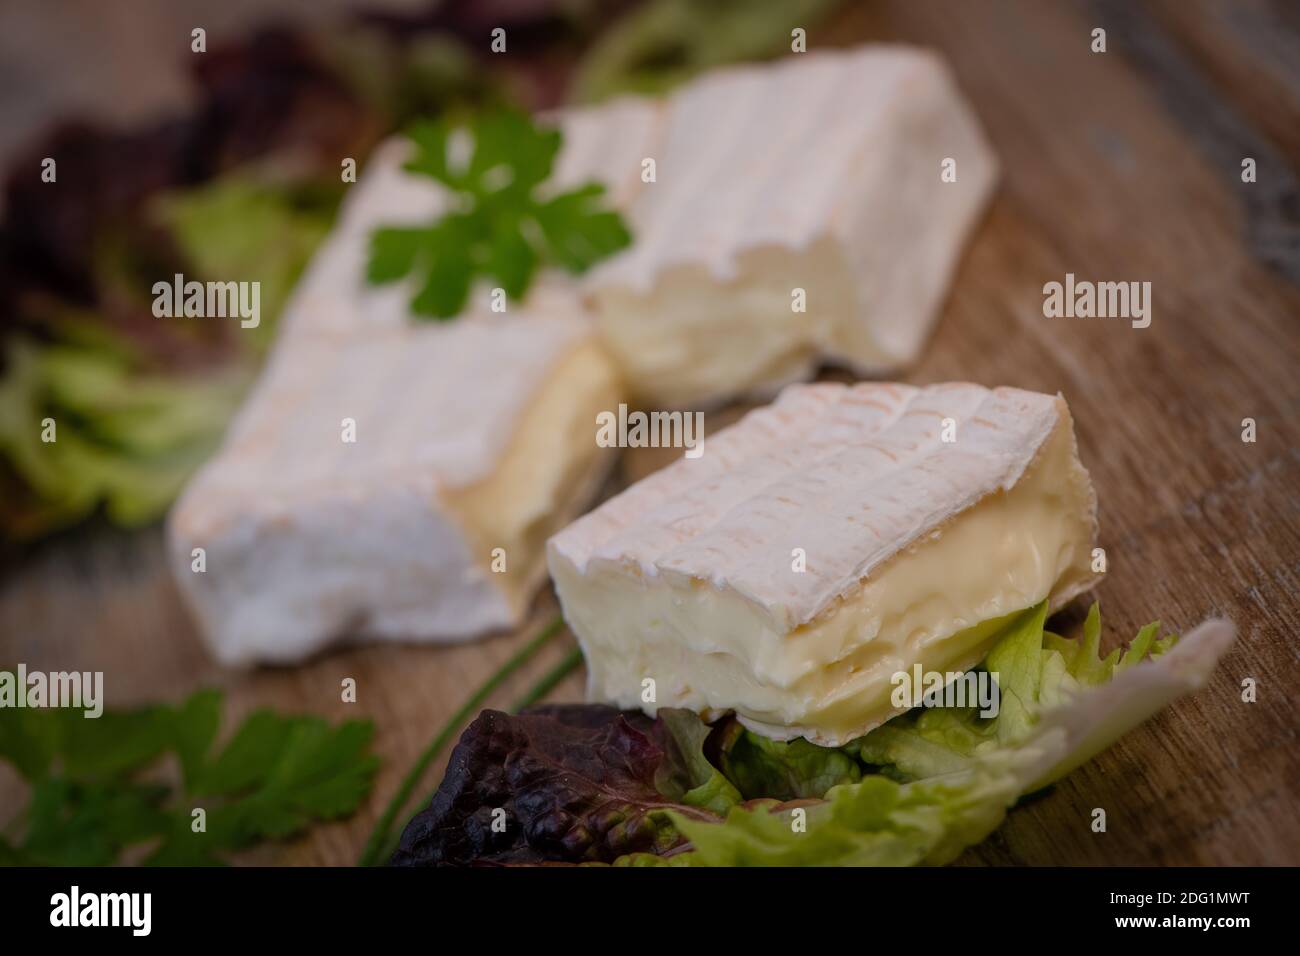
[
  {"left": 580, "top": 46, "right": 998, "bottom": 408},
  {"left": 169, "top": 43, "right": 995, "bottom": 662},
  {"left": 168, "top": 143, "right": 622, "bottom": 665},
  {"left": 548, "top": 382, "right": 1098, "bottom": 746}
]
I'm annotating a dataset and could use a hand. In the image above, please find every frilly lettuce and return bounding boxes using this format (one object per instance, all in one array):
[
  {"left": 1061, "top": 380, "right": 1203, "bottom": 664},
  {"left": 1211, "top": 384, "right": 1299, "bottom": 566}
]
[
  {"left": 717, "top": 718, "right": 861, "bottom": 800},
  {"left": 0, "top": 333, "right": 247, "bottom": 538},
  {"left": 391, "top": 602, "right": 1233, "bottom": 867},
  {"left": 623, "top": 602, "right": 1233, "bottom": 866}
]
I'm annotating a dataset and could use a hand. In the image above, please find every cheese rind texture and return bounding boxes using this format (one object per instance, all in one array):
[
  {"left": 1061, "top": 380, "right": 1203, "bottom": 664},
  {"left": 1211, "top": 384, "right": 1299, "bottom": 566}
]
[
  {"left": 580, "top": 47, "right": 999, "bottom": 406},
  {"left": 548, "top": 382, "right": 1099, "bottom": 746},
  {"left": 168, "top": 143, "right": 622, "bottom": 665}
]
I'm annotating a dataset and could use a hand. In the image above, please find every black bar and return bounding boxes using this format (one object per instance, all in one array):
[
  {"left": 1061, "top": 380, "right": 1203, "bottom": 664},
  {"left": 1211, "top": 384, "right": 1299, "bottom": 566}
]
[{"left": 0, "top": 866, "right": 1281, "bottom": 941}]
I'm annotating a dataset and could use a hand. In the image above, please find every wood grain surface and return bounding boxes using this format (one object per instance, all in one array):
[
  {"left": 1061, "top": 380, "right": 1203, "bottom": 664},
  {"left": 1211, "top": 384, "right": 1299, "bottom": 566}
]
[{"left": 2, "top": 0, "right": 1298, "bottom": 865}]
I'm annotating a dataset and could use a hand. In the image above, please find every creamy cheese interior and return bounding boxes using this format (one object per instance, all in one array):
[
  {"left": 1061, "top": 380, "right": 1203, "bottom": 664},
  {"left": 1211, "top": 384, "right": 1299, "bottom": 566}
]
[
  {"left": 550, "top": 417, "right": 1096, "bottom": 746},
  {"left": 578, "top": 49, "right": 999, "bottom": 409},
  {"left": 447, "top": 341, "right": 622, "bottom": 616},
  {"left": 589, "top": 238, "right": 881, "bottom": 409}
]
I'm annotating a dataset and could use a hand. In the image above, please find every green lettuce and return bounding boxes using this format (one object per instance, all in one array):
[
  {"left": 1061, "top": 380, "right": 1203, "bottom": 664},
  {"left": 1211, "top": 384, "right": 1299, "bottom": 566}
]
[
  {"left": 0, "top": 334, "right": 247, "bottom": 538},
  {"left": 852, "top": 602, "right": 1178, "bottom": 782},
  {"left": 717, "top": 718, "right": 861, "bottom": 800},
  {"left": 653, "top": 708, "right": 742, "bottom": 815},
  {"left": 574, "top": 0, "right": 846, "bottom": 102},
  {"left": 621, "top": 602, "right": 1232, "bottom": 866},
  {"left": 2, "top": 175, "right": 338, "bottom": 541},
  {"left": 153, "top": 178, "right": 340, "bottom": 351}
]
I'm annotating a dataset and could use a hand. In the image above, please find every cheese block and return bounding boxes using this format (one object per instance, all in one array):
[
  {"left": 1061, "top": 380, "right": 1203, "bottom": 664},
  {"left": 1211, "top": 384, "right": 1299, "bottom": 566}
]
[
  {"left": 579, "top": 47, "right": 999, "bottom": 408},
  {"left": 168, "top": 143, "right": 622, "bottom": 666},
  {"left": 548, "top": 382, "right": 1098, "bottom": 746}
]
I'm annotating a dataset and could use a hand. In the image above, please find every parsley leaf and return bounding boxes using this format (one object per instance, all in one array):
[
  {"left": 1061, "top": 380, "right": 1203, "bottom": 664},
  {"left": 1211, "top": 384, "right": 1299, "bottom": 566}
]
[
  {"left": 367, "top": 110, "right": 632, "bottom": 319},
  {"left": 0, "top": 684, "right": 379, "bottom": 867},
  {"left": 22, "top": 778, "right": 171, "bottom": 867}
]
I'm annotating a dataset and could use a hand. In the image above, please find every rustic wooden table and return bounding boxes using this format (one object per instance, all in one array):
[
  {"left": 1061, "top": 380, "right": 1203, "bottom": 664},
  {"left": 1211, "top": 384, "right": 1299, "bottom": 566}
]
[{"left": 2, "top": 0, "right": 1297, "bottom": 865}]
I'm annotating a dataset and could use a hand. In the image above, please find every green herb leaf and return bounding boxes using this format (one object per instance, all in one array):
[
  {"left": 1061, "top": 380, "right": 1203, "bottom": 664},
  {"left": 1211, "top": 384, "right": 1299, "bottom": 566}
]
[
  {"left": 172, "top": 688, "right": 222, "bottom": 791},
  {"left": 367, "top": 226, "right": 429, "bottom": 283},
  {"left": 0, "top": 685, "right": 379, "bottom": 867},
  {"left": 23, "top": 778, "right": 171, "bottom": 867},
  {"left": 148, "top": 711, "right": 379, "bottom": 862},
  {"left": 0, "top": 704, "right": 59, "bottom": 780},
  {"left": 367, "top": 110, "right": 632, "bottom": 319},
  {"left": 531, "top": 183, "right": 631, "bottom": 273},
  {"left": 57, "top": 705, "right": 174, "bottom": 780},
  {"left": 193, "top": 715, "right": 378, "bottom": 841}
]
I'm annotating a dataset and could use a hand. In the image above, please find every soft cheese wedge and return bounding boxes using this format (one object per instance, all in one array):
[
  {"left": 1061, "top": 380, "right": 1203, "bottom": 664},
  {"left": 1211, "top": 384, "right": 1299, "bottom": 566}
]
[
  {"left": 548, "top": 382, "right": 1099, "bottom": 746},
  {"left": 168, "top": 143, "right": 622, "bottom": 665},
  {"left": 579, "top": 47, "right": 998, "bottom": 407}
]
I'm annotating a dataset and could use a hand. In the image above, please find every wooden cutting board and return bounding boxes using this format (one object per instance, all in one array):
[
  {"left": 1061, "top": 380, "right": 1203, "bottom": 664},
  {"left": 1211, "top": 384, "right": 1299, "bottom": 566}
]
[{"left": 2, "top": 0, "right": 1298, "bottom": 865}]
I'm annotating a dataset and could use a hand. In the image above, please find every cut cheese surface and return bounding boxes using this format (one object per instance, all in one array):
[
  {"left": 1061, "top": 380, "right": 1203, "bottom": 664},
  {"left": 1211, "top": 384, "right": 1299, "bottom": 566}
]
[
  {"left": 170, "top": 44, "right": 998, "bottom": 663},
  {"left": 579, "top": 46, "right": 999, "bottom": 406},
  {"left": 168, "top": 142, "right": 622, "bottom": 666},
  {"left": 548, "top": 382, "right": 1098, "bottom": 746}
]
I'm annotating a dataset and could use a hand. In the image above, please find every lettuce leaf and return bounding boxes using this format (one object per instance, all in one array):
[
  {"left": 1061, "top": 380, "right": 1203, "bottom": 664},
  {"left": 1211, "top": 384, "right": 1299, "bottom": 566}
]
[
  {"left": 0, "top": 174, "right": 337, "bottom": 541},
  {"left": 574, "top": 0, "right": 845, "bottom": 102},
  {"left": 153, "top": 178, "right": 339, "bottom": 351},
  {"left": 652, "top": 708, "right": 741, "bottom": 815},
  {"left": 717, "top": 718, "right": 861, "bottom": 800},
  {"left": 391, "top": 704, "right": 729, "bottom": 866},
  {"left": 646, "top": 605, "right": 1233, "bottom": 866},
  {"left": 0, "top": 336, "right": 247, "bottom": 538},
  {"left": 851, "top": 603, "right": 1180, "bottom": 785},
  {"left": 395, "top": 604, "right": 1233, "bottom": 867}
]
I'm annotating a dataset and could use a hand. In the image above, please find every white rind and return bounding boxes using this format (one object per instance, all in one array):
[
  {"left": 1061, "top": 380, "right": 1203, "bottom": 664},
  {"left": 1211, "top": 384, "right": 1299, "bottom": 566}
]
[
  {"left": 552, "top": 382, "right": 1075, "bottom": 630},
  {"left": 171, "top": 470, "right": 511, "bottom": 666},
  {"left": 548, "top": 96, "right": 665, "bottom": 205},
  {"left": 579, "top": 46, "right": 999, "bottom": 405},
  {"left": 168, "top": 143, "right": 621, "bottom": 665},
  {"left": 549, "top": 382, "right": 1100, "bottom": 745},
  {"left": 169, "top": 45, "right": 999, "bottom": 663}
]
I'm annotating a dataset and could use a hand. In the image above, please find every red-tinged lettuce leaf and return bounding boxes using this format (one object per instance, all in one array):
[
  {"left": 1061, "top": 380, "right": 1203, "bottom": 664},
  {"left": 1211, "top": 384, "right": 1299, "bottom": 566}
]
[
  {"left": 393, "top": 606, "right": 1234, "bottom": 868},
  {"left": 390, "top": 704, "right": 731, "bottom": 866}
]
